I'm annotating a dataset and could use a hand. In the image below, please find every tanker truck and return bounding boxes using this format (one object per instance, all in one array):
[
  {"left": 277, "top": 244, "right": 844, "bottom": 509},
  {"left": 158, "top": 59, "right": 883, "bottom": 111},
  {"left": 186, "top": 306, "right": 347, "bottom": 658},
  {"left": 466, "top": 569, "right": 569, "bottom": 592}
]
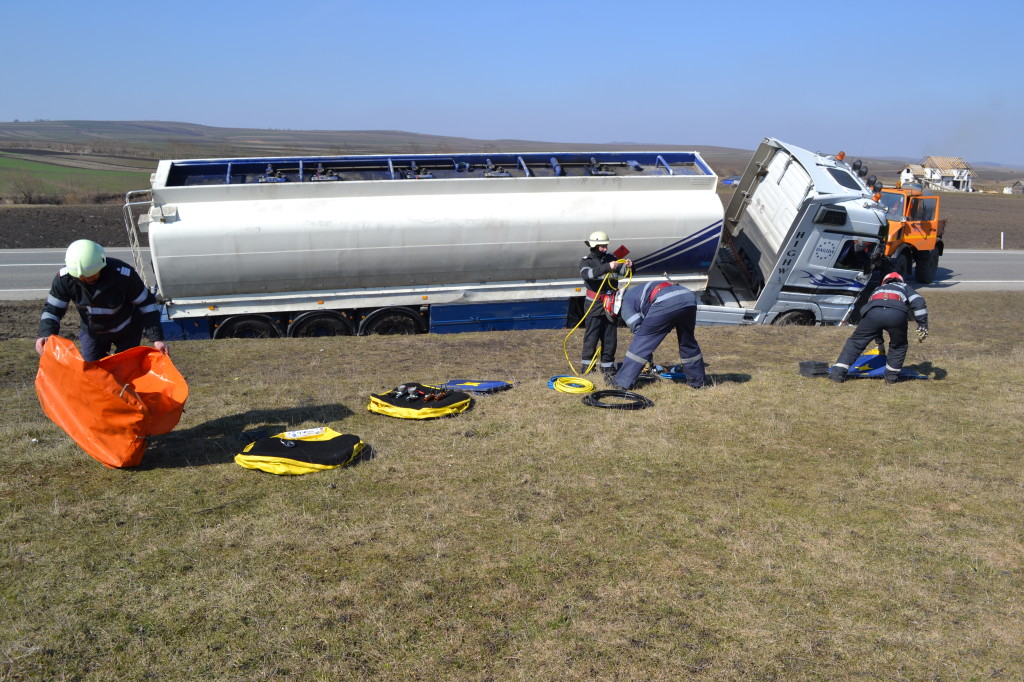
[{"left": 122, "top": 138, "right": 892, "bottom": 339}]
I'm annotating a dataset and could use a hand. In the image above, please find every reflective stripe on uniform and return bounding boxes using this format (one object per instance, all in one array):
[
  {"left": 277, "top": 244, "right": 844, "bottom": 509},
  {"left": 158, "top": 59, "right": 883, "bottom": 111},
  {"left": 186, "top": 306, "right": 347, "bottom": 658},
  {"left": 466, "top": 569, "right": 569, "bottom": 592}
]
[
  {"left": 138, "top": 303, "right": 159, "bottom": 314},
  {"left": 680, "top": 352, "right": 703, "bottom": 364},
  {"left": 653, "top": 289, "right": 689, "bottom": 305},
  {"left": 625, "top": 350, "right": 648, "bottom": 364},
  {"left": 624, "top": 312, "right": 641, "bottom": 328},
  {"left": 131, "top": 289, "right": 150, "bottom": 305},
  {"left": 41, "top": 311, "right": 61, "bottom": 323},
  {"left": 832, "top": 362, "right": 850, "bottom": 370},
  {"left": 46, "top": 295, "right": 69, "bottom": 309},
  {"left": 86, "top": 305, "right": 123, "bottom": 315},
  {"left": 107, "top": 316, "right": 133, "bottom": 333}
]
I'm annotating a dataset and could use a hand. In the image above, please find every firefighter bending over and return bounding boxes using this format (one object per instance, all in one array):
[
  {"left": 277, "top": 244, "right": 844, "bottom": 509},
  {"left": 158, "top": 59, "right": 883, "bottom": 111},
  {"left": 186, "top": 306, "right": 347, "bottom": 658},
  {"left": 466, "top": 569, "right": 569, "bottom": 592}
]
[
  {"left": 578, "top": 231, "right": 631, "bottom": 377},
  {"left": 612, "top": 281, "right": 706, "bottom": 390},
  {"left": 36, "top": 240, "right": 168, "bottom": 362},
  {"left": 830, "top": 272, "right": 928, "bottom": 384}
]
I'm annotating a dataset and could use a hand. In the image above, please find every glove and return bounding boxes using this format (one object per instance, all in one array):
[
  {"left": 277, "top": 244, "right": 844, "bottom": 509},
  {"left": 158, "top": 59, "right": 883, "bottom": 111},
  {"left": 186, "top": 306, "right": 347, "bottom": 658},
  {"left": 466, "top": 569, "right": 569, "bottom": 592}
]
[{"left": 917, "top": 326, "right": 928, "bottom": 343}]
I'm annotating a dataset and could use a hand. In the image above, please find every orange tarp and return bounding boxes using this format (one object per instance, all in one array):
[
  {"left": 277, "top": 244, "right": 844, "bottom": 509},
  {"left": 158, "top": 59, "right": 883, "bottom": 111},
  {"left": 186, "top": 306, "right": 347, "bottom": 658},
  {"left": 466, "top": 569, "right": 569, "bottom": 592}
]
[{"left": 35, "top": 335, "right": 189, "bottom": 468}]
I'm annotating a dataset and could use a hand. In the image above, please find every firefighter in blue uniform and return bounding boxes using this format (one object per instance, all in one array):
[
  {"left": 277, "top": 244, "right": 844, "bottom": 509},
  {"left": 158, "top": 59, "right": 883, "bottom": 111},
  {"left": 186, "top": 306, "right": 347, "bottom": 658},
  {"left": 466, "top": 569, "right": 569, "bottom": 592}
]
[
  {"left": 830, "top": 271, "right": 928, "bottom": 384},
  {"left": 578, "top": 231, "right": 631, "bottom": 376},
  {"left": 612, "top": 281, "right": 706, "bottom": 390},
  {"left": 36, "top": 239, "right": 168, "bottom": 362}
]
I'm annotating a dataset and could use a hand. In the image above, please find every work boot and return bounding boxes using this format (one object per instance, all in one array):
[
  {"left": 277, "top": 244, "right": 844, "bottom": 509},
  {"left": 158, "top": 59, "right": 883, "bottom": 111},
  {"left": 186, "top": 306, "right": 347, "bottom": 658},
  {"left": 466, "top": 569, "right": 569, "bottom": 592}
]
[
  {"left": 829, "top": 368, "right": 846, "bottom": 384},
  {"left": 884, "top": 374, "right": 899, "bottom": 385}
]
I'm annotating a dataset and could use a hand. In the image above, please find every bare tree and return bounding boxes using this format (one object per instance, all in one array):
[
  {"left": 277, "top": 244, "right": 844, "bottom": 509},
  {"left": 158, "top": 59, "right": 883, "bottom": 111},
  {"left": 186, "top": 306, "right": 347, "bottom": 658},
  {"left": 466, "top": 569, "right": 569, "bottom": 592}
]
[{"left": 3, "top": 170, "right": 48, "bottom": 204}]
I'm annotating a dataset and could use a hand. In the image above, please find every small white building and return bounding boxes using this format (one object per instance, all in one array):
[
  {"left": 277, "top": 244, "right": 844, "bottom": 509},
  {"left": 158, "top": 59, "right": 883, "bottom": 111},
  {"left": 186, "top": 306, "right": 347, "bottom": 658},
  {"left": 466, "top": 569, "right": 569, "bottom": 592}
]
[
  {"left": 1007, "top": 180, "right": 1024, "bottom": 195},
  {"left": 899, "top": 163, "right": 926, "bottom": 187},
  {"left": 918, "top": 156, "right": 976, "bottom": 192}
]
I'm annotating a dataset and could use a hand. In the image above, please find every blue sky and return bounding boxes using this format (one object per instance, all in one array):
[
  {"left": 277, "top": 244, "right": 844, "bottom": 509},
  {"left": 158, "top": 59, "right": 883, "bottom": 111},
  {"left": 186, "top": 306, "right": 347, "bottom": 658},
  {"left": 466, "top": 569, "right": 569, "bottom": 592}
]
[{"left": 4, "top": 1, "right": 1022, "bottom": 166}]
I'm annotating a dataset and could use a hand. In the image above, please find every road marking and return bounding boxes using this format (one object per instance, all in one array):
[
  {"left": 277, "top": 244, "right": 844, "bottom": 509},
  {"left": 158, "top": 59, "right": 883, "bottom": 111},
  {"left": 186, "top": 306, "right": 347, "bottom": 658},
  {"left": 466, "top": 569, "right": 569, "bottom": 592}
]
[
  {"left": 0, "top": 288, "right": 48, "bottom": 293},
  {"left": 945, "top": 250, "right": 1024, "bottom": 254},
  {"left": 0, "top": 263, "right": 62, "bottom": 267}
]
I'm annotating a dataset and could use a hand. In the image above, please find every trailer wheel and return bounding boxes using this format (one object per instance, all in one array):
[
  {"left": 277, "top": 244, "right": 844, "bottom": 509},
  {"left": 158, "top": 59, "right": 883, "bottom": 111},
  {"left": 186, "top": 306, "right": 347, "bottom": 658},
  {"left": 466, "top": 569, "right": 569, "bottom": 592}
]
[
  {"left": 914, "top": 250, "right": 938, "bottom": 284},
  {"left": 359, "top": 307, "right": 426, "bottom": 335},
  {"left": 289, "top": 311, "right": 355, "bottom": 337},
  {"left": 215, "top": 315, "right": 281, "bottom": 339},
  {"left": 773, "top": 310, "right": 815, "bottom": 326}
]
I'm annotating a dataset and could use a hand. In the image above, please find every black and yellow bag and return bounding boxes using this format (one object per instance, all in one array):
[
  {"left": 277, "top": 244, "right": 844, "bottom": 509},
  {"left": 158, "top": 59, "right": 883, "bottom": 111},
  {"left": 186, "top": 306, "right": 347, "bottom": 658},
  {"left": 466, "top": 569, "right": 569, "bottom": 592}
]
[
  {"left": 368, "top": 383, "right": 471, "bottom": 419},
  {"left": 235, "top": 427, "right": 364, "bottom": 475}
]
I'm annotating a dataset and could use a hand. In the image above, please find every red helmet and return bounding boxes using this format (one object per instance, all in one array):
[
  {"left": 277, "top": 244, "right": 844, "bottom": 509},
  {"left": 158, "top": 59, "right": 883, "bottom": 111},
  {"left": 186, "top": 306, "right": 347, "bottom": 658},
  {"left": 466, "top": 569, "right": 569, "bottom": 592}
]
[{"left": 882, "top": 272, "right": 904, "bottom": 284}]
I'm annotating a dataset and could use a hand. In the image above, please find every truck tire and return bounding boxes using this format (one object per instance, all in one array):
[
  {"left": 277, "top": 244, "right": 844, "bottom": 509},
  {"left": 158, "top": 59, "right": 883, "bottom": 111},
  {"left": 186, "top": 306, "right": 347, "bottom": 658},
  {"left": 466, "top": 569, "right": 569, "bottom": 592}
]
[
  {"left": 289, "top": 311, "right": 354, "bottom": 337},
  {"left": 773, "top": 310, "right": 815, "bottom": 326},
  {"left": 894, "top": 251, "right": 914, "bottom": 280},
  {"left": 215, "top": 315, "right": 281, "bottom": 339},
  {"left": 914, "top": 250, "right": 938, "bottom": 284},
  {"left": 359, "top": 307, "right": 426, "bottom": 335}
]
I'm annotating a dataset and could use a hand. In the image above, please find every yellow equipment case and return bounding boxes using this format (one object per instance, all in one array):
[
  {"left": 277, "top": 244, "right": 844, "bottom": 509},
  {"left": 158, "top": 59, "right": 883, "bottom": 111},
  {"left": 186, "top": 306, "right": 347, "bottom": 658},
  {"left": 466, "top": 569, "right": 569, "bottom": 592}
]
[{"left": 368, "top": 383, "right": 471, "bottom": 419}]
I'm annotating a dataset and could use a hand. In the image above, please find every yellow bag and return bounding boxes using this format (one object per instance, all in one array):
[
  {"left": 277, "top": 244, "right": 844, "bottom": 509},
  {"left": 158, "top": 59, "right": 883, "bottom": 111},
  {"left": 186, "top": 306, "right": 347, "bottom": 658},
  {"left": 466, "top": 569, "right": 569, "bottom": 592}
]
[
  {"left": 235, "top": 427, "right": 364, "bottom": 475},
  {"left": 368, "top": 383, "right": 471, "bottom": 419}
]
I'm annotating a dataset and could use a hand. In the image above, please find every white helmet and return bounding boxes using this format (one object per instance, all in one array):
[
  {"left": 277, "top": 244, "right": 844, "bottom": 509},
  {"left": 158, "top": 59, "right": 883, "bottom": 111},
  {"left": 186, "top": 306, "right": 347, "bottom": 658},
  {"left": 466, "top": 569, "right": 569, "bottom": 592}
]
[
  {"left": 586, "top": 231, "right": 610, "bottom": 248},
  {"left": 65, "top": 239, "right": 106, "bottom": 278}
]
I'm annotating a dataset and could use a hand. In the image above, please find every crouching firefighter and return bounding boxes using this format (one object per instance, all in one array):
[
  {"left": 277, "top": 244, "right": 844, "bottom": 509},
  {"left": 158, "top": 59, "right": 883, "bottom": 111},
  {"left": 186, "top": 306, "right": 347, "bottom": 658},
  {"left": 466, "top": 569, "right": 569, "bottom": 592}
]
[
  {"left": 830, "top": 272, "right": 928, "bottom": 385},
  {"left": 612, "top": 281, "right": 706, "bottom": 390},
  {"left": 578, "top": 231, "right": 631, "bottom": 376},
  {"left": 36, "top": 239, "right": 168, "bottom": 362}
]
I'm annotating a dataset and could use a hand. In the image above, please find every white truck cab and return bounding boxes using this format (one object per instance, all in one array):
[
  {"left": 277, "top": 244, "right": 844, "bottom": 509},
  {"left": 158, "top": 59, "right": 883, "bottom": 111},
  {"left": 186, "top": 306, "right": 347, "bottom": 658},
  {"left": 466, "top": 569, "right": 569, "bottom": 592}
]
[{"left": 699, "top": 138, "right": 888, "bottom": 325}]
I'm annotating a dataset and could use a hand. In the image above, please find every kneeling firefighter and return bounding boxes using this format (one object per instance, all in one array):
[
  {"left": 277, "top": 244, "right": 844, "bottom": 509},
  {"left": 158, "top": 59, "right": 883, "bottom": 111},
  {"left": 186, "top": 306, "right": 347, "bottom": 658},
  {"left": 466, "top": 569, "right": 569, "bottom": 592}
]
[
  {"left": 612, "top": 281, "right": 706, "bottom": 390},
  {"left": 578, "top": 231, "right": 631, "bottom": 375}
]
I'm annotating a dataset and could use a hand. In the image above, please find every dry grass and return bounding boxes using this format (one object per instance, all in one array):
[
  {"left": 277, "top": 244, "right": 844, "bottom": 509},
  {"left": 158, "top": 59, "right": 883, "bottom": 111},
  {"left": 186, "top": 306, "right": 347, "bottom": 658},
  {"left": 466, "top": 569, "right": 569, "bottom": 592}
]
[{"left": 2, "top": 290, "right": 1023, "bottom": 680}]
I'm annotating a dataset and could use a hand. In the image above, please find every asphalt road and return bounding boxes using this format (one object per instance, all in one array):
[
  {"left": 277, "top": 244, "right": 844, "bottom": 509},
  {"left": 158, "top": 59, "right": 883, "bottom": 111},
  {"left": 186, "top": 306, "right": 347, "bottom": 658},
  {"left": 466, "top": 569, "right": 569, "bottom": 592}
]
[{"left": 1, "top": 248, "right": 1022, "bottom": 301}]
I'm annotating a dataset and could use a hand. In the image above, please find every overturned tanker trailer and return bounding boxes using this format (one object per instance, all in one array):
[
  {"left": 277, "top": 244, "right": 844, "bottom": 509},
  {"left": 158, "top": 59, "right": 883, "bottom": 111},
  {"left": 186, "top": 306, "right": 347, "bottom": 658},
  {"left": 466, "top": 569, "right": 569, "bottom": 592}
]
[
  {"left": 122, "top": 139, "right": 890, "bottom": 338},
  {"left": 123, "top": 150, "right": 724, "bottom": 338}
]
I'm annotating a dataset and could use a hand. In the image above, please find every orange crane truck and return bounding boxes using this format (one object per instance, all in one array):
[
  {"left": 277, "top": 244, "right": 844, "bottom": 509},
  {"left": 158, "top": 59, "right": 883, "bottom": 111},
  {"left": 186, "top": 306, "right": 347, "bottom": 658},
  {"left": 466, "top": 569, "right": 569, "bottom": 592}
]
[{"left": 876, "top": 184, "right": 945, "bottom": 283}]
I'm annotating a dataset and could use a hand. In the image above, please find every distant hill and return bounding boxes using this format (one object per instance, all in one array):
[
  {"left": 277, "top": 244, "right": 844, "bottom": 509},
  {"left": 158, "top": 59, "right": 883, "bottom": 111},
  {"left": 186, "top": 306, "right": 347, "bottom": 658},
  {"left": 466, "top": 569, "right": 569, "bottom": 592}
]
[
  {"left": 0, "top": 120, "right": 755, "bottom": 178},
  {"left": 0, "top": 120, "right": 1020, "bottom": 186}
]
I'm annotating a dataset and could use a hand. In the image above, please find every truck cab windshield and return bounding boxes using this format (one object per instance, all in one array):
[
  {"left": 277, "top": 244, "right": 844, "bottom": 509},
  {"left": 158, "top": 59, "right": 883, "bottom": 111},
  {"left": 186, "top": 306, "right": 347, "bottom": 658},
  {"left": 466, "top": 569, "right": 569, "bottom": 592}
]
[{"left": 878, "top": 193, "right": 904, "bottom": 219}]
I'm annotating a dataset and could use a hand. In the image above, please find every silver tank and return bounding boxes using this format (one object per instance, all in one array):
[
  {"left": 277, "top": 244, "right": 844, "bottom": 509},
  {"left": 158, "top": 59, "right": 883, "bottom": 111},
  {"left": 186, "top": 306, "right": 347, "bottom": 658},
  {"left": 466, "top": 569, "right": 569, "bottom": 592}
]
[{"left": 143, "top": 152, "right": 724, "bottom": 299}]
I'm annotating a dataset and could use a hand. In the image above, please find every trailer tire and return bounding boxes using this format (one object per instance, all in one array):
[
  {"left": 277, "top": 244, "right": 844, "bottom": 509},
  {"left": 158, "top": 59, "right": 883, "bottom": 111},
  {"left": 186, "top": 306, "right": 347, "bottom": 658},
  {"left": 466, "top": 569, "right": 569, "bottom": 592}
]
[
  {"left": 215, "top": 315, "right": 281, "bottom": 339},
  {"left": 914, "top": 250, "right": 938, "bottom": 284},
  {"left": 773, "top": 310, "right": 815, "bottom": 326},
  {"left": 289, "top": 311, "right": 354, "bottom": 337},
  {"left": 359, "top": 307, "right": 426, "bottom": 335}
]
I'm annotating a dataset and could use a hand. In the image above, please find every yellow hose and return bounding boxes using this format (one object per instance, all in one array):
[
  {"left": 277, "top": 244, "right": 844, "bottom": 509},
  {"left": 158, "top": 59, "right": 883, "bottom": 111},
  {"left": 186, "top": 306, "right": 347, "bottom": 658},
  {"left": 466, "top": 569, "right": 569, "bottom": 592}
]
[{"left": 552, "top": 376, "right": 596, "bottom": 393}]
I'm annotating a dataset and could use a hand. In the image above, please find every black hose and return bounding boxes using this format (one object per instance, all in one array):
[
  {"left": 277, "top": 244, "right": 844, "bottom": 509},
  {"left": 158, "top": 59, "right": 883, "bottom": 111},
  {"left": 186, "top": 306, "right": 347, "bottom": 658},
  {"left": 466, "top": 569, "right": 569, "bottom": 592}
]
[{"left": 582, "top": 389, "right": 654, "bottom": 410}]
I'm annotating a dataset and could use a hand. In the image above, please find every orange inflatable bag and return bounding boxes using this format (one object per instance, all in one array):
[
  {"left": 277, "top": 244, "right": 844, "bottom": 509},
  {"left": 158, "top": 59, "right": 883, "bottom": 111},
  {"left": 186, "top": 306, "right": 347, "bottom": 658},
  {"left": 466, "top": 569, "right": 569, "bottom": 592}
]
[{"left": 35, "top": 335, "right": 189, "bottom": 468}]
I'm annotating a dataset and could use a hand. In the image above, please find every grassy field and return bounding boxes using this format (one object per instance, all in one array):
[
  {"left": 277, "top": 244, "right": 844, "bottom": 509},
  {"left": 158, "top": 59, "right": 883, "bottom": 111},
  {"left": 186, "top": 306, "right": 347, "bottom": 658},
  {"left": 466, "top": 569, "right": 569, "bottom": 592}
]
[
  {"left": 0, "top": 153, "right": 151, "bottom": 201},
  {"left": 2, "top": 290, "right": 1023, "bottom": 680}
]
